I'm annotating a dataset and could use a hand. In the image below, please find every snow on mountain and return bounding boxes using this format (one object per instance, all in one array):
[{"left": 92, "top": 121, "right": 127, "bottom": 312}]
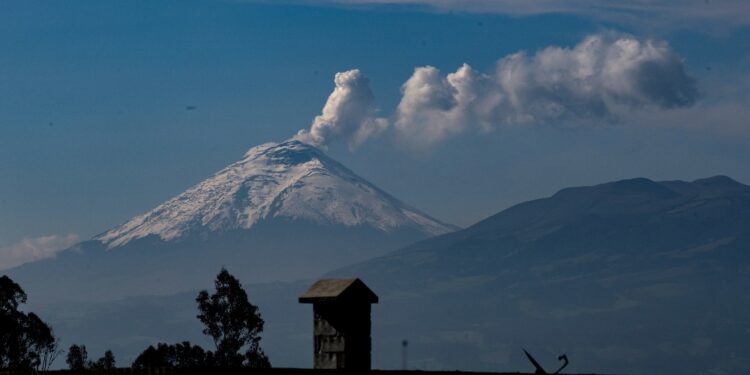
[{"left": 97, "top": 139, "right": 454, "bottom": 248}]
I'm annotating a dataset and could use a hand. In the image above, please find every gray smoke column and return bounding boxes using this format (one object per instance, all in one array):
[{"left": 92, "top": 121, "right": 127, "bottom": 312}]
[
  {"left": 395, "top": 33, "right": 699, "bottom": 146},
  {"left": 296, "top": 69, "right": 388, "bottom": 149}
]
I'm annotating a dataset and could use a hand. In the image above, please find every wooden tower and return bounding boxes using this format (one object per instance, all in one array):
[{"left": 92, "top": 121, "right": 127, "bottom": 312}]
[{"left": 299, "top": 278, "right": 379, "bottom": 370}]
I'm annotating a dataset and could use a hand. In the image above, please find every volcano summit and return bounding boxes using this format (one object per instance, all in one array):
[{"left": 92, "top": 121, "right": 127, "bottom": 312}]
[{"left": 9, "top": 140, "right": 455, "bottom": 301}]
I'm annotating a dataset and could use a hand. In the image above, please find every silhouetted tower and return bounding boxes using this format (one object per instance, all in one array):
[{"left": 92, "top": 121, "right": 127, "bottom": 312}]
[{"left": 299, "top": 278, "right": 379, "bottom": 370}]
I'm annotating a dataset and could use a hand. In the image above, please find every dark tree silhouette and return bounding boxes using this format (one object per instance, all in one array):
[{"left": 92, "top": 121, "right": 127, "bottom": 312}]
[
  {"left": 196, "top": 268, "right": 270, "bottom": 368},
  {"left": 0, "top": 275, "right": 58, "bottom": 371},
  {"left": 66, "top": 344, "right": 88, "bottom": 372},
  {"left": 132, "top": 342, "right": 211, "bottom": 369},
  {"left": 90, "top": 349, "right": 116, "bottom": 370},
  {"left": 23, "top": 312, "right": 58, "bottom": 371},
  {"left": 132, "top": 269, "right": 269, "bottom": 369},
  {"left": 132, "top": 344, "right": 170, "bottom": 369},
  {"left": 101, "top": 350, "right": 116, "bottom": 369},
  {"left": 131, "top": 343, "right": 173, "bottom": 369},
  {"left": 170, "top": 342, "right": 212, "bottom": 368}
]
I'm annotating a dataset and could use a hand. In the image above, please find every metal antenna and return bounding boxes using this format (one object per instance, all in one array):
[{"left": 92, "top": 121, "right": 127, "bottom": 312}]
[
  {"left": 523, "top": 349, "right": 548, "bottom": 374},
  {"left": 402, "top": 340, "right": 409, "bottom": 370},
  {"left": 553, "top": 354, "right": 569, "bottom": 374},
  {"left": 523, "top": 349, "right": 570, "bottom": 375}
]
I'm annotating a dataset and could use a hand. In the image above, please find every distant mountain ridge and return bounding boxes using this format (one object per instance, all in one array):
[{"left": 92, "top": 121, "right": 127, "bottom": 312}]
[{"left": 459, "top": 175, "right": 750, "bottom": 240}]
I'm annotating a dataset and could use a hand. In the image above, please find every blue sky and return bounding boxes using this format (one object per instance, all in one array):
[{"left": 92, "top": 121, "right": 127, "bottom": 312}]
[{"left": 1, "top": 0, "right": 749, "bottom": 267}]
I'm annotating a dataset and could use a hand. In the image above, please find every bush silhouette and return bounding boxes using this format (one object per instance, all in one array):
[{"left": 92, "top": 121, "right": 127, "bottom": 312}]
[
  {"left": 133, "top": 342, "right": 210, "bottom": 368},
  {"left": 90, "top": 349, "right": 116, "bottom": 370}
]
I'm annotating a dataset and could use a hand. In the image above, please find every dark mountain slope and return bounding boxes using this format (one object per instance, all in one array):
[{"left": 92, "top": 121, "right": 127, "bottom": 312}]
[
  {"left": 10, "top": 176, "right": 749, "bottom": 374},
  {"left": 330, "top": 176, "right": 750, "bottom": 375}
]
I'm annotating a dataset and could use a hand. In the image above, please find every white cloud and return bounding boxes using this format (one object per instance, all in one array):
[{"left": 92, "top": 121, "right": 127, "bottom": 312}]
[
  {"left": 0, "top": 234, "right": 79, "bottom": 271},
  {"left": 277, "top": 0, "right": 750, "bottom": 30},
  {"left": 296, "top": 69, "right": 388, "bottom": 149},
  {"left": 296, "top": 34, "right": 702, "bottom": 149},
  {"left": 394, "top": 34, "right": 699, "bottom": 146},
  {"left": 394, "top": 64, "right": 502, "bottom": 145}
]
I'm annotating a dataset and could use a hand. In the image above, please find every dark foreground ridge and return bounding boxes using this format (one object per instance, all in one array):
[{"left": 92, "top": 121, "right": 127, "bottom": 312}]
[{"left": 0, "top": 369, "right": 608, "bottom": 375}]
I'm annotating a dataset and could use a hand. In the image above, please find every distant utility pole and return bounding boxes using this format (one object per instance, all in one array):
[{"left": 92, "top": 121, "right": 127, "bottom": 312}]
[{"left": 401, "top": 340, "right": 408, "bottom": 370}]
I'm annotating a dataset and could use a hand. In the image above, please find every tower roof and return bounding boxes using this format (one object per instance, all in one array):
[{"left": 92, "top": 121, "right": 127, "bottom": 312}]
[{"left": 299, "top": 278, "right": 379, "bottom": 304}]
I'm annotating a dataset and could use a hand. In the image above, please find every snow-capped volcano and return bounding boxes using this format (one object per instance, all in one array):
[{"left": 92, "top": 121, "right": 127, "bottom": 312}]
[
  {"left": 9, "top": 139, "right": 455, "bottom": 301},
  {"left": 98, "top": 140, "right": 454, "bottom": 248}
]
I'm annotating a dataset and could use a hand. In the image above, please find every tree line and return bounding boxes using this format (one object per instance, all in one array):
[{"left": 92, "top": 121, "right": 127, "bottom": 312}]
[{"left": 0, "top": 269, "right": 269, "bottom": 371}]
